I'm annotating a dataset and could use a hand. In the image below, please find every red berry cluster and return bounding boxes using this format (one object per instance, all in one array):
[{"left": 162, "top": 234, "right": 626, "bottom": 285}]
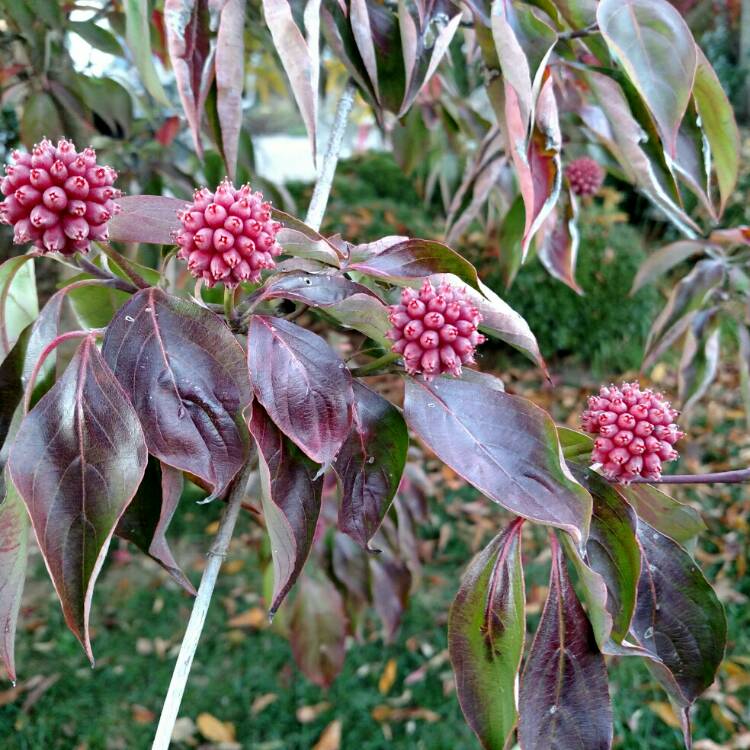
[
  {"left": 175, "top": 180, "right": 283, "bottom": 288},
  {"left": 0, "top": 139, "right": 119, "bottom": 255},
  {"left": 565, "top": 157, "right": 604, "bottom": 197},
  {"left": 582, "top": 382, "right": 684, "bottom": 482},
  {"left": 388, "top": 279, "right": 485, "bottom": 380}
]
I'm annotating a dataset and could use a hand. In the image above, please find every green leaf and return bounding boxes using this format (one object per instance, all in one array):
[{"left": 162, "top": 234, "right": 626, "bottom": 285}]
[
  {"left": 20, "top": 93, "right": 64, "bottom": 149},
  {"left": 66, "top": 284, "right": 130, "bottom": 330},
  {"left": 76, "top": 75, "right": 133, "bottom": 136},
  {"left": 125, "top": 0, "right": 170, "bottom": 106},
  {"left": 678, "top": 307, "right": 720, "bottom": 412},
  {"left": 597, "top": 0, "right": 697, "bottom": 157},
  {"left": 693, "top": 48, "right": 740, "bottom": 216},
  {"left": 630, "top": 240, "right": 708, "bottom": 295},
  {"left": 69, "top": 20, "right": 125, "bottom": 57},
  {"left": 448, "top": 519, "right": 525, "bottom": 750},
  {"left": 0, "top": 256, "right": 38, "bottom": 359}
]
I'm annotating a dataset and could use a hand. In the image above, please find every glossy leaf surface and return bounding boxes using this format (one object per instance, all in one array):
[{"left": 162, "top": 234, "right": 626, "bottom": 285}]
[
  {"left": 103, "top": 288, "right": 251, "bottom": 497},
  {"left": 8, "top": 337, "right": 148, "bottom": 660}
]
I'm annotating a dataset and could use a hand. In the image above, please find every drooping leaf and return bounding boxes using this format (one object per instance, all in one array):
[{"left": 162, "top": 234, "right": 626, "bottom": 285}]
[
  {"left": 215, "top": 0, "right": 246, "bottom": 180},
  {"left": 20, "top": 93, "right": 64, "bottom": 148},
  {"left": 738, "top": 324, "right": 750, "bottom": 432},
  {"left": 103, "top": 288, "right": 251, "bottom": 497},
  {"left": 0, "top": 470, "right": 28, "bottom": 682},
  {"left": 448, "top": 519, "right": 525, "bottom": 750},
  {"left": 347, "top": 238, "right": 481, "bottom": 291},
  {"left": 289, "top": 573, "right": 347, "bottom": 687},
  {"left": 632, "top": 522, "right": 726, "bottom": 709},
  {"left": 116, "top": 460, "right": 195, "bottom": 595},
  {"left": 403, "top": 377, "right": 591, "bottom": 543},
  {"left": 597, "top": 0, "right": 697, "bottom": 157},
  {"left": 537, "top": 187, "right": 580, "bottom": 293},
  {"left": 678, "top": 307, "right": 721, "bottom": 412},
  {"left": 693, "top": 47, "right": 740, "bottom": 216},
  {"left": 8, "top": 336, "right": 148, "bottom": 660},
  {"left": 370, "top": 541, "right": 411, "bottom": 640},
  {"left": 164, "top": 0, "right": 213, "bottom": 157},
  {"left": 518, "top": 538, "right": 612, "bottom": 750},
  {"left": 569, "top": 466, "right": 641, "bottom": 644},
  {"left": 617, "top": 484, "right": 704, "bottom": 545},
  {"left": 125, "top": 0, "right": 170, "bottom": 105},
  {"left": 0, "top": 255, "right": 38, "bottom": 359},
  {"left": 247, "top": 315, "right": 353, "bottom": 465},
  {"left": 334, "top": 381, "right": 407, "bottom": 549},
  {"left": 69, "top": 20, "right": 124, "bottom": 56},
  {"left": 0, "top": 326, "right": 31, "bottom": 457},
  {"left": 331, "top": 531, "right": 369, "bottom": 602},
  {"left": 630, "top": 241, "right": 708, "bottom": 295},
  {"left": 108, "top": 195, "right": 184, "bottom": 245},
  {"left": 263, "top": 0, "right": 320, "bottom": 160},
  {"left": 249, "top": 403, "right": 323, "bottom": 614}
]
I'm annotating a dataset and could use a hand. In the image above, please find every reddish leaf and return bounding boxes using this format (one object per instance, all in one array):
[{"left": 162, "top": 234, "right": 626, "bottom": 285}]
[
  {"left": 247, "top": 316, "right": 353, "bottom": 465},
  {"left": 164, "top": 0, "right": 214, "bottom": 157},
  {"left": 109, "top": 195, "right": 184, "bottom": 245},
  {"left": 272, "top": 208, "right": 343, "bottom": 266},
  {"left": 289, "top": 574, "right": 347, "bottom": 687},
  {"left": 8, "top": 336, "right": 148, "bottom": 661},
  {"left": 403, "top": 377, "right": 591, "bottom": 543},
  {"left": 371, "top": 543, "right": 411, "bottom": 641},
  {"left": 518, "top": 538, "right": 612, "bottom": 750},
  {"left": 331, "top": 531, "right": 369, "bottom": 602},
  {"left": 116, "top": 460, "right": 195, "bottom": 595},
  {"left": 248, "top": 403, "right": 322, "bottom": 614},
  {"left": 0, "top": 471, "right": 28, "bottom": 683},
  {"left": 262, "top": 0, "right": 319, "bottom": 160},
  {"left": 334, "top": 381, "right": 407, "bottom": 549},
  {"left": 449, "top": 519, "right": 525, "bottom": 750},
  {"left": 103, "top": 288, "right": 251, "bottom": 497},
  {"left": 537, "top": 188, "right": 581, "bottom": 294},
  {"left": 215, "top": 0, "right": 246, "bottom": 180}
]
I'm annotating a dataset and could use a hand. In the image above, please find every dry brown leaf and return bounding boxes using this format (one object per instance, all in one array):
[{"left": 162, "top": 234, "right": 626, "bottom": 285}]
[
  {"left": 312, "top": 719, "right": 342, "bottom": 750},
  {"left": 222, "top": 559, "right": 245, "bottom": 575},
  {"left": 371, "top": 705, "right": 440, "bottom": 723},
  {"left": 378, "top": 659, "right": 397, "bottom": 695},
  {"left": 297, "top": 702, "right": 331, "bottom": 723},
  {"left": 196, "top": 712, "right": 236, "bottom": 743},
  {"left": 131, "top": 705, "right": 156, "bottom": 724},
  {"left": 251, "top": 693, "right": 278, "bottom": 715},
  {"left": 228, "top": 607, "right": 267, "bottom": 629}
]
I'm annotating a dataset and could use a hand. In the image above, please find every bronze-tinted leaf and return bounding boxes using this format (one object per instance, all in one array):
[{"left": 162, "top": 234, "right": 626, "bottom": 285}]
[
  {"left": 8, "top": 336, "right": 148, "bottom": 660},
  {"left": 248, "top": 403, "right": 322, "bottom": 614},
  {"left": 403, "top": 377, "right": 591, "bottom": 543},
  {"left": 334, "top": 381, "right": 407, "bottom": 549},
  {"left": 247, "top": 316, "right": 353, "bottom": 466},
  {"left": 449, "top": 519, "right": 525, "bottom": 750},
  {"left": 103, "top": 288, "right": 251, "bottom": 497},
  {"left": 518, "top": 538, "right": 612, "bottom": 750}
]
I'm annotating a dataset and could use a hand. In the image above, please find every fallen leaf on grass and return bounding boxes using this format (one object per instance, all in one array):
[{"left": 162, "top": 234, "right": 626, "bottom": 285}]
[
  {"left": 251, "top": 693, "right": 278, "bottom": 715},
  {"left": 131, "top": 704, "right": 155, "bottom": 724},
  {"left": 297, "top": 701, "right": 331, "bottom": 723},
  {"left": 228, "top": 607, "right": 267, "bottom": 629},
  {"left": 312, "top": 719, "right": 342, "bottom": 750},
  {"left": 371, "top": 705, "right": 440, "bottom": 723},
  {"left": 197, "top": 712, "right": 236, "bottom": 742},
  {"left": 171, "top": 716, "right": 197, "bottom": 743},
  {"left": 378, "top": 659, "right": 397, "bottom": 695}
]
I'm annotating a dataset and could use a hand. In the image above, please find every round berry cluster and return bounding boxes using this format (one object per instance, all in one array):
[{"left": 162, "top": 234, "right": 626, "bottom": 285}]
[
  {"left": 565, "top": 157, "right": 604, "bottom": 197},
  {"left": 582, "top": 382, "right": 684, "bottom": 482}
]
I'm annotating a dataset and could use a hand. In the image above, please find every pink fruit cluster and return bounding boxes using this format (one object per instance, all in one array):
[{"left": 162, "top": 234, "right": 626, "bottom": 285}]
[
  {"left": 175, "top": 180, "right": 283, "bottom": 288},
  {"left": 582, "top": 382, "right": 684, "bottom": 482},
  {"left": 565, "top": 157, "right": 604, "bottom": 197},
  {"left": 388, "top": 279, "right": 485, "bottom": 380},
  {"left": 0, "top": 138, "right": 119, "bottom": 255}
]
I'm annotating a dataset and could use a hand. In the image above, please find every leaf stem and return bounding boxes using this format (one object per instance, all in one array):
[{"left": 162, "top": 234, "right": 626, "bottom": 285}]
[
  {"left": 97, "top": 243, "right": 150, "bottom": 289},
  {"left": 151, "top": 462, "right": 254, "bottom": 750},
  {"left": 223, "top": 286, "right": 235, "bottom": 322},
  {"left": 304, "top": 80, "right": 356, "bottom": 232},
  {"left": 77, "top": 255, "right": 139, "bottom": 294},
  {"left": 349, "top": 351, "right": 400, "bottom": 376},
  {"left": 627, "top": 468, "right": 750, "bottom": 485}
]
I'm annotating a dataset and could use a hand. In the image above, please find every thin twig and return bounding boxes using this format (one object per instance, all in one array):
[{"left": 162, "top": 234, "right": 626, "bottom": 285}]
[
  {"left": 559, "top": 23, "right": 599, "bottom": 41},
  {"left": 77, "top": 255, "right": 139, "bottom": 294},
  {"left": 151, "top": 462, "right": 254, "bottom": 750},
  {"left": 627, "top": 468, "right": 750, "bottom": 485},
  {"left": 305, "top": 80, "right": 356, "bottom": 232}
]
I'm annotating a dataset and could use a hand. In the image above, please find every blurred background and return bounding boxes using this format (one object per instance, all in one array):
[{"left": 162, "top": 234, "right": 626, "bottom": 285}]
[{"left": 0, "top": 0, "right": 749, "bottom": 748}]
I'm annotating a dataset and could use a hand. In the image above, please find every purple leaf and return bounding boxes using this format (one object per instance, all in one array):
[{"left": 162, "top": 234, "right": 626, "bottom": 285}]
[
  {"left": 116, "top": 460, "right": 195, "bottom": 595},
  {"left": 0, "top": 471, "right": 28, "bottom": 682},
  {"left": 334, "top": 381, "right": 407, "bottom": 549},
  {"left": 215, "top": 0, "right": 246, "bottom": 180},
  {"left": 537, "top": 188, "right": 582, "bottom": 294},
  {"left": 289, "top": 573, "right": 347, "bottom": 687},
  {"left": 331, "top": 531, "right": 369, "bottom": 602},
  {"left": 448, "top": 519, "right": 525, "bottom": 750},
  {"left": 403, "top": 377, "right": 591, "bottom": 543},
  {"left": 258, "top": 271, "right": 380, "bottom": 308},
  {"left": 8, "top": 336, "right": 148, "bottom": 661},
  {"left": 164, "top": 0, "right": 214, "bottom": 157},
  {"left": 519, "top": 538, "right": 612, "bottom": 750},
  {"left": 262, "top": 0, "right": 320, "bottom": 161},
  {"left": 247, "top": 315, "right": 353, "bottom": 465},
  {"left": 109, "top": 195, "right": 185, "bottom": 245},
  {"left": 632, "top": 521, "right": 726, "bottom": 707},
  {"left": 249, "top": 403, "right": 322, "bottom": 613},
  {"left": 102, "top": 288, "right": 251, "bottom": 497},
  {"left": 370, "top": 542, "right": 411, "bottom": 641}
]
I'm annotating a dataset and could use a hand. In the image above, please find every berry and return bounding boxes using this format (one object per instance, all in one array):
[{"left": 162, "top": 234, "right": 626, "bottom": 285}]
[
  {"left": 582, "top": 382, "right": 684, "bottom": 482},
  {"left": 565, "top": 157, "right": 604, "bottom": 197},
  {"left": 175, "top": 180, "right": 283, "bottom": 288},
  {"left": 387, "top": 279, "right": 485, "bottom": 380},
  {"left": 0, "top": 139, "right": 119, "bottom": 255}
]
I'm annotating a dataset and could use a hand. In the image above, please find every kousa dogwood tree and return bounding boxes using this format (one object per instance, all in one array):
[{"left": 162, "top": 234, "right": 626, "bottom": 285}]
[{"left": 0, "top": 0, "right": 748, "bottom": 749}]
